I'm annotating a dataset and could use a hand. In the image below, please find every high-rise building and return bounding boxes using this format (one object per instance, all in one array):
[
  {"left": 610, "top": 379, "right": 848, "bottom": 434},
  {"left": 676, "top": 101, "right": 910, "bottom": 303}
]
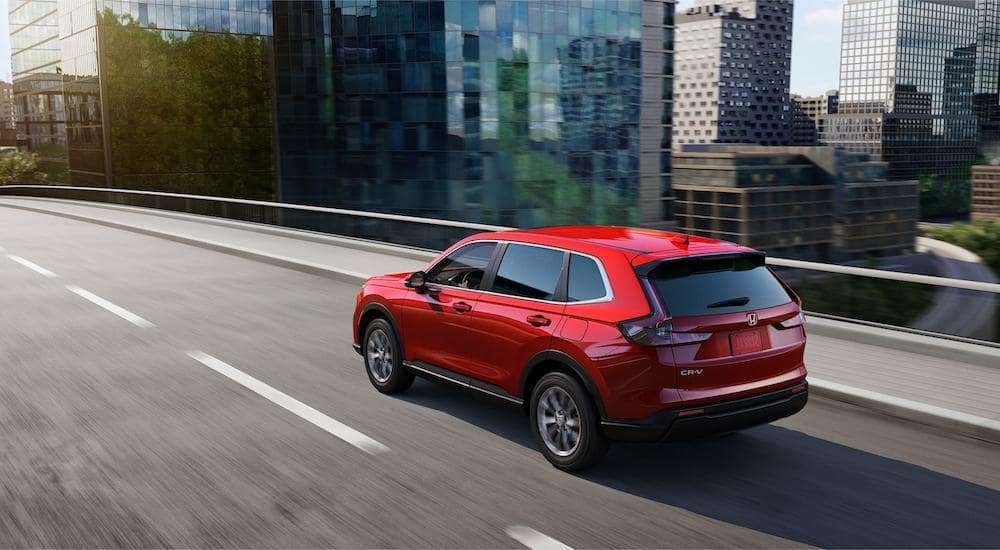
[
  {"left": 9, "top": 0, "right": 274, "bottom": 195},
  {"left": 10, "top": 1, "right": 677, "bottom": 229},
  {"left": 671, "top": 0, "right": 793, "bottom": 149},
  {"left": 274, "top": 0, "right": 677, "bottom": 228},
  {"left": 8, "top": 1, "right": 65, "bottom": 177},
  {"left": 794, "top": 90, "right": 839, "bottom": 121},
  {"left": 0, "top": 81, "right": 15, "bottom": 146},
  {"left": 791, "top": 90, "right": 839, "bottom": 146},
  {"left": 825, "top": 0, "right": 977, "bottom": 182},
  {"left": 974, "top": 0, "right": 1000, "bottom": 157}
]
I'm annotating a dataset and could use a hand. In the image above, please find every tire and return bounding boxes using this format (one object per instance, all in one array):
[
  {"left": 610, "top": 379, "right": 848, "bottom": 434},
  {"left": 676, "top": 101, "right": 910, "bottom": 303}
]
[
  {"left": 362, "top": 318, "right": 414, "bottom": 394},
  {"left": 529, "top": 371, "right": 608, "bottom": 471}
]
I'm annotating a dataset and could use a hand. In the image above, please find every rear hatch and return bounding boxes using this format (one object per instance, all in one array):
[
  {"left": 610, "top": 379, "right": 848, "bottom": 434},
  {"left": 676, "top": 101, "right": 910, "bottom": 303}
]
[{"left": 645, "top": 253, "right": 806, "bottom": 398}]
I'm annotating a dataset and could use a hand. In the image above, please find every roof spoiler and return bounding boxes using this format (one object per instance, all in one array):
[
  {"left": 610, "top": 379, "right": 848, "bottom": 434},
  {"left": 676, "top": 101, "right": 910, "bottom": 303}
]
[{"left": 633, "top": 250, "right": 766, "bottom": 278}]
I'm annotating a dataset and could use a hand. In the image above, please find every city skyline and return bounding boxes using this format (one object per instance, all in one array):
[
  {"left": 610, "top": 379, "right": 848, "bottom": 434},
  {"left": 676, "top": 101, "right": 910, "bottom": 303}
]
[
  {"left": 676, "top": 0, "right": 842, "bottom": 96},
  {"left": 2, "top": 0, "right": 843, "bottom": 96}
]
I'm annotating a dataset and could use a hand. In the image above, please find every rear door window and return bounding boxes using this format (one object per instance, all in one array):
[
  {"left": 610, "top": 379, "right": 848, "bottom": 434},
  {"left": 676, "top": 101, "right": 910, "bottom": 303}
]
[
  {"left": 648, "top": 255, "right": 792, "bottom": 316},
  {"left": 491, "top": 244, "right": 565, "bottom": 300}
]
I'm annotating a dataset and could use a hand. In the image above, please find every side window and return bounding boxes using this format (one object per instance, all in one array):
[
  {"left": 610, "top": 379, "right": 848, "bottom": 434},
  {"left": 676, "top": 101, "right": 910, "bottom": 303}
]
[
  {"left": 426, "top": 242, "right": 497, "bottom": 289},
  {"left": 492, "top": 244, "right": 565, "bottom": 300},
  {"left": 567, "top": 254, "right": 608, "bottom": 302}
]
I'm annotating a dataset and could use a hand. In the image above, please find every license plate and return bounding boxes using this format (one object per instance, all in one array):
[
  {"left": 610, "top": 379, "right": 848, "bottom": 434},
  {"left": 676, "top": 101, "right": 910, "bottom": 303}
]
[{"left": 731, "top": 327, "right": 767, "bottom": 355}]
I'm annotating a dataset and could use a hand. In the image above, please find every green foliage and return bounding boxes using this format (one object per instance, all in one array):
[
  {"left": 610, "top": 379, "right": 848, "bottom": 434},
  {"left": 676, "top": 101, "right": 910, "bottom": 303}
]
[
  {"left": 0, "top": 151, "right": 49, "bottom": 185},
  {"left": 918, "top": 174, "right": 970, "bottom": 219},
  {"left": 98, "top": 10, "right": 274, "bottom": 199},
  {"left": 513, "top": 153, "right": 638, "bottom": 226},
  {"left": 791, "top": 258, "right": 935, "bottom": 327},
  {"left": 495, "top": 54, "right": 638, "bottom": 226},
  {"left": 925, "top": 221, "right": 1000, "bottom": 275}
]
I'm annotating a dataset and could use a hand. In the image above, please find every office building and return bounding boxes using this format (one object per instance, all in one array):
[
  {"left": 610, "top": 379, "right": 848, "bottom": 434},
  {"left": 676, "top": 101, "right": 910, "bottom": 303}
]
[
  {"left": 794, "top": 90, "right": 839, "bottom": 121},
  {"left": 0, "top": 81, "right": 15, "bottom": 146},
  {"left": 825, "top": 0, "right": 977, "bottom": 182},
  {"left": 275, "top": 0, "right": 677, "bottom": 228},
  {"left": 971, "top": 164, "right": 1000, "bottom": 221},
  {"left": 975, "top": 0, "right": 1000, "bottom": 157},
  {"left": 792, "top": 90, "right": 838, "bottom": 144},
  {"left": 673, "top": 144, "right": 917, "bottom": 261},
  {"left": 672, "top": 0, "right": 793, "bottom": 149},
  {"left": 10, "top": 1, "right": 676, "bottom": 229},
  {"left": 9, "top": 0, "right": 274, "bottom": 195},
  {"left": 789, "top": 101, "right": 817, "bottom": 146}
]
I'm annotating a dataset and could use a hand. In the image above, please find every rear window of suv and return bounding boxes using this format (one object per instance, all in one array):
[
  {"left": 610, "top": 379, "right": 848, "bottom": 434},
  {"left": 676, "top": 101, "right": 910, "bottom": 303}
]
[{"left": 647, "top": 254, "right": 792, "bottom": 316}]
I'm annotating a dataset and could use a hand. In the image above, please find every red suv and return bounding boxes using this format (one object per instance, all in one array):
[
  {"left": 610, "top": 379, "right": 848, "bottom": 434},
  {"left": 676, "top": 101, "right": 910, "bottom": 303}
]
[{"left": 353, "top": 226, "right": 808, "bottom": 470}]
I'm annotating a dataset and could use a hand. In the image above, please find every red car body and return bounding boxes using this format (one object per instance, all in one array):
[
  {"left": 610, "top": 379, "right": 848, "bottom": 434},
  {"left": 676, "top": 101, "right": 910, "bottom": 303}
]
[{"left": 353, "top": 226, "right": 807, "bottom": 454}]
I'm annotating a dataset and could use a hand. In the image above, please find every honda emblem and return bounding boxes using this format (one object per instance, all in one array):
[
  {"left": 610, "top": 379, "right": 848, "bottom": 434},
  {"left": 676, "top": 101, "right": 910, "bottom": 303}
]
[{"left": 747, "top": 313, "right": 758, "bottom": 327}]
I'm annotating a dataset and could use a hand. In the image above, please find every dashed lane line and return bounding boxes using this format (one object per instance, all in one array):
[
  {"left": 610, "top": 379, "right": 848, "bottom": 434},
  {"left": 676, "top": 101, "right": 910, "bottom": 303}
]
[
  {"left": 7, "top": 255, "right": 58, "bottom": 278},
  {"left": 186, "top": 351, "right": 390, "bottom": 455},
  {"left": 65, "top": 285, "right": 155, "bottom": 328},
  {"left": 506, "top": 526, "right": 574, "bottom": 550}
]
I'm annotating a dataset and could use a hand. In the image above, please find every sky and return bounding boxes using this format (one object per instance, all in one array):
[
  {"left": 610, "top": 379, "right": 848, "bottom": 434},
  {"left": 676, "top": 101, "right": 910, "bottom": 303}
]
[{"left": 1, "top": 0, "right": 843, "bottom": 94}]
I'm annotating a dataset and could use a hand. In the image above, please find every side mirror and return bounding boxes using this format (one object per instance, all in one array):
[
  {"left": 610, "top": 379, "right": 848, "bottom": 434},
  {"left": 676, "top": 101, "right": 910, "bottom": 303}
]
[{"left": 405, "top": 270, "right": 427, "bottom": 291}]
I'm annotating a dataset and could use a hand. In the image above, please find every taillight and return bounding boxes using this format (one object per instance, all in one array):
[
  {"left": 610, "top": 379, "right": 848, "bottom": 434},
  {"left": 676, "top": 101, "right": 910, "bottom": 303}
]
[
  {"left": 776, "top": 312, "right": 806, "bottom": 329},
  {"left": 618, "top": 317, "right": 712, "bottom": 347}
]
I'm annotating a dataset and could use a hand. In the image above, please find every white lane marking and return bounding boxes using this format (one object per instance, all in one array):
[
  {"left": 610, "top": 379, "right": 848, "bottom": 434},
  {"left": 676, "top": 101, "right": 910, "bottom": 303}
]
[
  {"left": 506, "top": 526, "right": 574, "bottom": 550},
  {"left": 7, "top": 255, "right": 58, "bottom": 278},
  {"left": 65, "top": 285, "right": 155, "bottom": 328},
  {"left": 186, "top": 351, "right": 390, "bottom": 455}
]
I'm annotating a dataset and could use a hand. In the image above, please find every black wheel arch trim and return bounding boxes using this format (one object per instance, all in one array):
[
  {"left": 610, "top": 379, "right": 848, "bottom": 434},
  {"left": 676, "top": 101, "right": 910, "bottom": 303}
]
[
  {"left": 358, "top": 302, "right": 404, "bottom": 355},
  {"left": 520, "top": 350, "right": 607, "bottom": 418}
]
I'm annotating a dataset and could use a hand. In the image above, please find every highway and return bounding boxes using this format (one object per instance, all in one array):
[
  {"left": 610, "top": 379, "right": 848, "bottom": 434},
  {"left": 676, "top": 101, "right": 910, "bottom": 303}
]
[
  {"left": 913, "top": 237, "right": 997, "bottom": 341},
  {"left": 1, "top": 206, "right": 999, "bottom": 548}
]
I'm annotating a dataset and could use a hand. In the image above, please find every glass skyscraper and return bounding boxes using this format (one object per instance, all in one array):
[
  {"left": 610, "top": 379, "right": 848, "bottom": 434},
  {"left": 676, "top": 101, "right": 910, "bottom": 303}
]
[
  {"left": 12, "top": 0, "right": 675, "bottom": 227},
  {"left": 274, "top": 0, "right": 677, "bottom": 228},
  {"left": 975, "top": 0, "right": 1000, "bottom": 156},
  {"left": 9, "top": 1, "right": 67, "bottom": 180},
  {"left": 825, "top": 0, "right": 977, "bottom": 182},
  {"left": 9, "top": 0, "right": 275, "bottom": 197}
]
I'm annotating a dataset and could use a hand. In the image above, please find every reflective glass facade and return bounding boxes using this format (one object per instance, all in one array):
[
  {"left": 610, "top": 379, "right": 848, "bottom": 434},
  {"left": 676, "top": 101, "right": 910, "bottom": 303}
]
[
  {"left": 275, "top": 0, "right": 676, "bottom": 228},
  {"left": 10, "top": 0, "right": 276, "bottom": 197},
  {"left": 9, "top": 1, "right": 68, "bottom": 180},
  {"left": 975, "top": 0, "right": 1000, "bottom": 156},
  {"left": 827, "top": 0, "right": 977, "bottom": 181}
]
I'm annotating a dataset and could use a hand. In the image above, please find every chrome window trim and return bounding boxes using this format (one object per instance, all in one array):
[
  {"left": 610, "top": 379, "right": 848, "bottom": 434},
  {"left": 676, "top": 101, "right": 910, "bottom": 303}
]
[{"left": 423, "top": 239, "right": 614, "bottom": 305}]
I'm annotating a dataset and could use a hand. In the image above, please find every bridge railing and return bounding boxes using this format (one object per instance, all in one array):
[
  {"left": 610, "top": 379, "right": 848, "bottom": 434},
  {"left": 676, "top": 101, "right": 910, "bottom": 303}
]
[{"left": 2, "top": 184, "right": 997, "bottom": 344}]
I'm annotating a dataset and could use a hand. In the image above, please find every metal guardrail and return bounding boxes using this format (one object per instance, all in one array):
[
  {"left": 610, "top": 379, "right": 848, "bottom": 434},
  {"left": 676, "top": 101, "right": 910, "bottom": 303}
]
[{"left": 1, "top": 184, "right": 999, "bottom": 296}]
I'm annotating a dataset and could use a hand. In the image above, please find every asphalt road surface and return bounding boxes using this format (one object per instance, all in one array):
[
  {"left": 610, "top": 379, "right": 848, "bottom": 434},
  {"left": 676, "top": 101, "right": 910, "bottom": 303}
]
[{"left": 1, "top": 207, "right": 999, "bottom": 548}]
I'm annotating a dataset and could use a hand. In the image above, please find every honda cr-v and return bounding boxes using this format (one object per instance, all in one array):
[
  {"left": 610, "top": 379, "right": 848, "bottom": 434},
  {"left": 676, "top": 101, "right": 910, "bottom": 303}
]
[{"left": 353, "top": 227, "right": 808, "bottom": 470}]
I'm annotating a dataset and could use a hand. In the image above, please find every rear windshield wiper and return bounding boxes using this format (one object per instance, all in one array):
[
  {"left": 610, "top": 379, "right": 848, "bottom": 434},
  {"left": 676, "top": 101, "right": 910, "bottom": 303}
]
[{"left": 706, "top": 296, "right": 749, "bottom": 308}]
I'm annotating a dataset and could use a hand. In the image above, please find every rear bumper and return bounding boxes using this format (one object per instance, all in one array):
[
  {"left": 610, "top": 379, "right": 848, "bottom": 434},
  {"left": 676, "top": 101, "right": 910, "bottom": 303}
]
[{"left": 601, "top": 380, "right": 808, "bottom": 442}]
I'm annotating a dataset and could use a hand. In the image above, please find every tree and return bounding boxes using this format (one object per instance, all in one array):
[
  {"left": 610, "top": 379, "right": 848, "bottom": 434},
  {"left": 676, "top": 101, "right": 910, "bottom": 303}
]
[
  {"left": 924, "top": 221, "right": 1000, "bottom": 276},
  {"left": 0, "top": 151, "right": 49, "bottom": 185},
  {"left": 918, "top": 174, "right": 971, "bottom": 220},
  {"left": 98, "top": 10, "right": 275, "bottom": 199}
]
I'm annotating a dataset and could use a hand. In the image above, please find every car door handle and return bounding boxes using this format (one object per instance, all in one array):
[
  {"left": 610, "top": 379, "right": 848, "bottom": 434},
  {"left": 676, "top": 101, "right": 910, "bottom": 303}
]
[
  {"left": 527, "top": 314, "right": 551, "bottom": 327},
  {"left": 453, "top": 301, "right": 472, "bottom": 313}
]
